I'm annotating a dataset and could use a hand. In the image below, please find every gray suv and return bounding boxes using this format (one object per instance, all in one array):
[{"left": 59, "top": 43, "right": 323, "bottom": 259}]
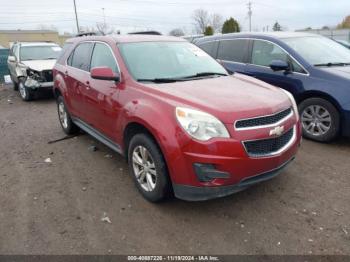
[{"left": 7, "top": 42, "right": 62, "bottom": 101}]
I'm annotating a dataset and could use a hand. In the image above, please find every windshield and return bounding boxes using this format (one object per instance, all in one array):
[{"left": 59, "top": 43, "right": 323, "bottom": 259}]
[
  {"left": 282, "top": 36, "right": 350, "bottom": 66},
  {"left": 20, "top": 45, "right": 62, "bottom": 61},
  {"left": 118, "top": 42, "right": 227, "bottom": 81}
]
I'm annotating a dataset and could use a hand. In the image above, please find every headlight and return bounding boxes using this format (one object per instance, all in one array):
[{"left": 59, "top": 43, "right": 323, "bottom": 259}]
[
  {"left": 282, "top": 90, "right": 299, "bottom": 120},
  {"left": 175, "top": 107, "right": 230, "bottom": 141}
]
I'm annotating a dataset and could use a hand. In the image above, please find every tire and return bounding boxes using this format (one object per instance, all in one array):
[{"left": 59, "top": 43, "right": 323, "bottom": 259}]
[
  {"left": 57, "top": 96, "right": 79, "bottom": 135},
  {"left": 18, "top": 78, "right": 33, "bottom": 101},
  {"left": 128, "top": 133, "right": 172, "bottom": 202},
  {"left": 299, "top": 97, "right": 340, "bottom": 142}
]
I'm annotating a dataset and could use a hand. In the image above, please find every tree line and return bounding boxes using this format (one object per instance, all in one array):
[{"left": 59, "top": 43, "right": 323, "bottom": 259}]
[{"left": 169, "top": 9, "right": 350, "bottom": 37}]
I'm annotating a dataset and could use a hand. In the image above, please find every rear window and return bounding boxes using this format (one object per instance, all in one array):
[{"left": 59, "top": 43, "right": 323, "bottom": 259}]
[{"left": 217, "top": 39, "right": 249, "bottom": 63}]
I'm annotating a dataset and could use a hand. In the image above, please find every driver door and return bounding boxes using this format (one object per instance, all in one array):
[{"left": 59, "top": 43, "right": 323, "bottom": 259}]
[{"left": 245, "top": 39, "right": 308, "bottom": 97}]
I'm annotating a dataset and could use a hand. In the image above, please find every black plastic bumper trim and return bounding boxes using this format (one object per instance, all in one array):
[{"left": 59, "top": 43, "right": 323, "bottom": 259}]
[{"left": 173, "top": 157, "right": 295, "bottom": 201}]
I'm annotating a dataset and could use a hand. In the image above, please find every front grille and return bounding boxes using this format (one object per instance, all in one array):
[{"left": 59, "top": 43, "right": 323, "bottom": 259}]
[
  {"left": 40, "top": 70, "right": 53, "bottom": 82},
  {"left": 243, "top": 126, "right": 294, "bottom": 157},
  {"left": 235, "top": 108, "right": 292, "bottom": 129}
]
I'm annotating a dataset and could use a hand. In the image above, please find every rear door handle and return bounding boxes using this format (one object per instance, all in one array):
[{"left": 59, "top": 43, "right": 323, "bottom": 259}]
[
  {"left": 85, "top": 81, "right": 90, "bottom": 89},
  {"left": 64, "top": 70, "right": 69, "bottom": 77}
]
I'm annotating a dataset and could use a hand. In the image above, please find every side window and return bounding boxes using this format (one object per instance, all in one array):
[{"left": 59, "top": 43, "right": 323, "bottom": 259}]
[
  {"left": 217, "top": 39, "right": 249, "bottom": 63},
  {"left": 198, "top": 41, "right": 216, "bottom": 57},
  {"left": 291, "top": 60, "right": 306, "bottom": 74},
  {"left": 251, "top": 40, "right": 288, "bottom": 67},
  {"left": 252, "top": 40, "right": 306, "bottom": 73},
  {"left": 90, "top": 43, "right": 119, "bottom": 73},
  {"left": 70, "top": 42, "right": 93, "bottom": 71}
]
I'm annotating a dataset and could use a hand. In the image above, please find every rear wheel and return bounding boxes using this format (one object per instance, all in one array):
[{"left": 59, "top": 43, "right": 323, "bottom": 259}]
[
  {"left": 18, "top": 78, "right": 32, "bottom": 101},
  {"left": 128, "top": 133, "right": 172, "bottom": 202},
  {"left": 57, "top": 96, "right": 79, "bottom": 134},
  {"left": 299, "top": 97, "right": 340, "bottom": 142}
]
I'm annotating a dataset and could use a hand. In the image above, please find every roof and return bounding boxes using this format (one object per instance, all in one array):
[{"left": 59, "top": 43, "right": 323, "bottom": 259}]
[
  {"left": 16, "top": 42, "right": 59, "bottom": 47},
  {"left": 194, "top": 31, "right": 321, "bottom": 43},
  {"left": 67, "top": 34, "right": 186, "bottom": 44},
  {"left": 0, "top": 30, "right": 57, "bottom": 34}
]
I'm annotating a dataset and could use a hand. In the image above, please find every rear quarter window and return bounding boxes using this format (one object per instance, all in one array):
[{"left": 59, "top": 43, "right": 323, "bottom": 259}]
[
  {"left": 198, "top": 41, "right": 217, "bottom": 58},
  {"left": 57, "top": 42, "right": 73, "bottom": 64},
  {"left": 70, "top": 42, "right": 94, "bottom": 71}
]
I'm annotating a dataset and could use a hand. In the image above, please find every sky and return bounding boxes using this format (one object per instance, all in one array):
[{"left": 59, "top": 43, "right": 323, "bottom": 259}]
[{"left": 0, "top": 0, "right": 349, "bottom": 35}]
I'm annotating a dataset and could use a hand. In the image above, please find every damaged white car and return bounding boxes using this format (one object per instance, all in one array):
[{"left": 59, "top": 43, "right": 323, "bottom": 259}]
[{"left": 7, "top": 42, "right": 62, "bottom": 101}]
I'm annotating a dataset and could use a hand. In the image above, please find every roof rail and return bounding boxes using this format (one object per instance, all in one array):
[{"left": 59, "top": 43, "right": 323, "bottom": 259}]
[{"left": 128, "top": 31, "right": 162, "bottom": 35}]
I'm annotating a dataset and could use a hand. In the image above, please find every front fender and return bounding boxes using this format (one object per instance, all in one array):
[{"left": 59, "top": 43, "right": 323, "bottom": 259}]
[{"left": 120, "top": 98, "right": 192, "bottom": 184}]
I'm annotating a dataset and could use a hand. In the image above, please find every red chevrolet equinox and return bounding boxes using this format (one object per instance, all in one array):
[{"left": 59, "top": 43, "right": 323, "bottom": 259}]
[{"left": 53, "top": 35, "right": 301, "bottom": 202}]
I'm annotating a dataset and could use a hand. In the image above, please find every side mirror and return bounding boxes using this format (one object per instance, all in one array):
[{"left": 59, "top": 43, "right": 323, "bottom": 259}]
[
  {"left": 90, "top": 67, "right": 120, "bottom": 81},
  {"left": 8, "top": 56, "right": 16, "bottom": 63},
  {"left": 270, "top": 60, "right": 290, "bottom": 72}
]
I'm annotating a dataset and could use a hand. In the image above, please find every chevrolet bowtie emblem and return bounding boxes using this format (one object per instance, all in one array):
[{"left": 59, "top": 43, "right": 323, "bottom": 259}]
[{"left": 269, "top": 126, "right": 285, "bottom": 136}]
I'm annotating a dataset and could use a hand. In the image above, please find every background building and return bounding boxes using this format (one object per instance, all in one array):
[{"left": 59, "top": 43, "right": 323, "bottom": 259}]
[{"left": 0, "top": 29, "right": 71, "bottom": 48}]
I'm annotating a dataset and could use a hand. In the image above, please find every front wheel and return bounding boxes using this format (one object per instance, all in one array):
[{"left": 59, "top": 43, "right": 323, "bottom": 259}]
[
  {"left": 299, "top": 97, "right": 340, "bottom": 142},
  {"left": 18, "top": 78, "right": 32, "bottom": 101},
  {"left": 128, "top": 133, "right": 172, "bottom": 202}
]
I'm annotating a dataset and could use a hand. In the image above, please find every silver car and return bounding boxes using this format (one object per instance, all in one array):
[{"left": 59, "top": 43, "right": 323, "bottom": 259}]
[{"left": 7, "top": 42, "right": 62, "bottom": 101}]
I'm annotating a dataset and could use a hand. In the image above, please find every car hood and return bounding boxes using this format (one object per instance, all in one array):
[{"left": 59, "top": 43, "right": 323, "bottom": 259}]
[
  {"left": 21, "top": 60, "right": 56, "bottom": 71},
  {"left": 145, "top": 74, "right": 291, "bottom": 124},
  {"left": 319, "top": 65, "right": 350, "bottom": 79}
]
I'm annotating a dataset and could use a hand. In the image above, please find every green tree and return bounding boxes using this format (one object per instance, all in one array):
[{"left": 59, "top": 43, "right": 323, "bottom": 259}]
[
  {"left": 337, "top": 15, "right": 350, "bottom": 29},
  {"left": 272, "top": 21, "right": 282, "bottom": 31},
  {"left": 204, "top": 26, "right": 214, "bottom": 36},
  {"left": 221, "top": 17, "right": 240, "bottom": 34}
]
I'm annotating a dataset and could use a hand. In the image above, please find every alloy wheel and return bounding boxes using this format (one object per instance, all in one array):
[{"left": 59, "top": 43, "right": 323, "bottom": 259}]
[
  {"left": 19, "top": 82, "right": 26, "bottom": 99},
  {"left": 58, "top": 101, "right": 68, "bottom": 129},
  {"left": 301, "top": 105, "right": 331, "bottom": 136},
  {"left": 132, "top": 145, "right": 157, "bottom": 192}
]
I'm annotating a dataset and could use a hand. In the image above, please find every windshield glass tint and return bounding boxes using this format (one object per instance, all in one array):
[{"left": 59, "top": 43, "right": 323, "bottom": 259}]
[
  {"left": 118, "top": 42, "right": 227, "bottom": 80},
  {"left": 20, "top": 46, "right": 62, "bottom": 61},
  {"left": 282, "top": 36, "right": 350, "bottom": 65}
]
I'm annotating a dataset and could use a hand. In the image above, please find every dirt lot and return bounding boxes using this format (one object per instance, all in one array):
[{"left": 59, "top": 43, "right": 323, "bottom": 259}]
[{"left": 0, "top": 83, "right": 349, "bottom": 255}]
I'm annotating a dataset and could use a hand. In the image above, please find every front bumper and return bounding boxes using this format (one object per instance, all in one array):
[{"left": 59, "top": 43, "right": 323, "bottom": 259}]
[
  {"left": 173, "top": 157, "right": 294, "bottom": 201},
  {"left": 25, "top": 78, "right": 53, "bottom": 90}
]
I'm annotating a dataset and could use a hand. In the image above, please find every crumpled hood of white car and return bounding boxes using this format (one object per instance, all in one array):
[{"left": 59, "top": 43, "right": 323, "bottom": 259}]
[{"left": 21, "top": 60, "right": 56, "bottom": 71}]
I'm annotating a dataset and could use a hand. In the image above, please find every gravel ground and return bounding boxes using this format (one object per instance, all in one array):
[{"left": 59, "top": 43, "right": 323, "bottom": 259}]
[{"left": 0, "top": 83, "right": 349, "bottom": 255}]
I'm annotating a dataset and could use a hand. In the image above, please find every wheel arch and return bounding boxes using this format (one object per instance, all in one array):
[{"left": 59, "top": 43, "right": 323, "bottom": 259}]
[
  {"left": 123, "top": 121, "right": 164, "bottom": 163},
  {"left": 296, "top": 90, "right": 342, "bottom": 116}
]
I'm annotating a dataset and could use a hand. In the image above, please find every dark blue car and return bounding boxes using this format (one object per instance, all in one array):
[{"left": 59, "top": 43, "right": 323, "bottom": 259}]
[{"left": 194, "top": 32, "right": 350, "bottom": 142}]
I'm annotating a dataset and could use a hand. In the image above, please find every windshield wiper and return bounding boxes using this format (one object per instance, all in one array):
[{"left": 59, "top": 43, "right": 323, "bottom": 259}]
[
  {"left": 181, "top": 72, "right": 228, "bottom": 79},
  {"left": 137, "top": 72, "right": 228, "bottom": 83},
  {"left": 314, "top": 62, "right": 350, "bottom": 67},
  {"left": 137, "top": 78, "right": 181, "bottom": 83}
]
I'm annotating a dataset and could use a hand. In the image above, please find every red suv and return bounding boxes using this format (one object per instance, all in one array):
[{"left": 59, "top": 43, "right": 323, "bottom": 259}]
[{"left": 53, "top": 35, "right": 301, "bottom": 202}]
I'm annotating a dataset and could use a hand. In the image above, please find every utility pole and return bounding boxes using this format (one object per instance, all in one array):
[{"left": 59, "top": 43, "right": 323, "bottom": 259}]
[
  {"left": 73, "top": 0, "right": 80, "bottom": 33},
  {"left": 247, "top": 1, "right": 252, "bottom": 32},
  {"left": 102, "top": 8, "right": 106, "bottom": 27}
]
